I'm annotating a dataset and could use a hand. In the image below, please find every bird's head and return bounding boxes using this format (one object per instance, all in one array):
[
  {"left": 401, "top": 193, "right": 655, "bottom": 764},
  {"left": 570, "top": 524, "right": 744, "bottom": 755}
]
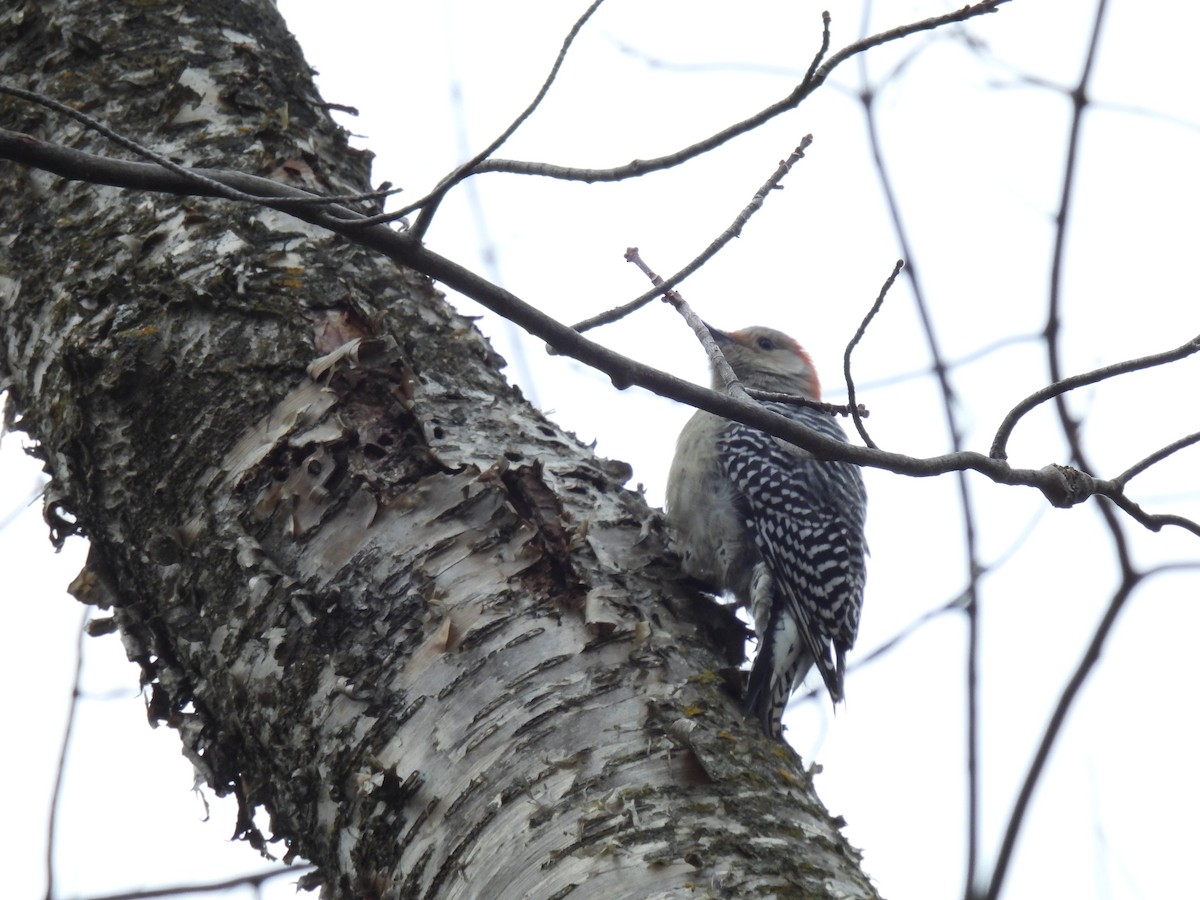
[{"left": 706, "top": 324, "right": 821, "bottom": 400}]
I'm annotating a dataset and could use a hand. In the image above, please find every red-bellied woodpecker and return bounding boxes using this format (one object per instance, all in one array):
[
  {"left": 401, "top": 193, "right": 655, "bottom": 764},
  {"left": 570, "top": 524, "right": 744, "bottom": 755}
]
[{"left": 665, "top": 325, "right": 867, "bottom": 739}]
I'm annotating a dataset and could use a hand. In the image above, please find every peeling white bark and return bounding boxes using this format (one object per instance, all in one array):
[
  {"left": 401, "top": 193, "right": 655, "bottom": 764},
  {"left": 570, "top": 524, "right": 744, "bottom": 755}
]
[{"left": 0, "top": 1, "right": 881, "bottom": 898}]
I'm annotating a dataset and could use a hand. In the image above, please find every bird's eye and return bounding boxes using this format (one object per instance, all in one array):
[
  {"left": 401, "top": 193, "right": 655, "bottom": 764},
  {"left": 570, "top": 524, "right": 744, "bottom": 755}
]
[{"left": 756, "top": 336, "right": 775, "bottom": 351}]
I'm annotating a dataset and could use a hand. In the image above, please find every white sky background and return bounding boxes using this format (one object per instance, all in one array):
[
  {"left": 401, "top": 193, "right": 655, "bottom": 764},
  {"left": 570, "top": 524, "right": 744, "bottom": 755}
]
[{"left": 4, "top": 1, "right": 1199, "bottom": 898}]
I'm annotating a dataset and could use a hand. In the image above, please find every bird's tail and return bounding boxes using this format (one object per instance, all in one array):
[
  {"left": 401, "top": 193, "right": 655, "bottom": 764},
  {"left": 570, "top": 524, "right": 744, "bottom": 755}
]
[{"left": 743, "top": 602, "right": 815, "bottom": 739}]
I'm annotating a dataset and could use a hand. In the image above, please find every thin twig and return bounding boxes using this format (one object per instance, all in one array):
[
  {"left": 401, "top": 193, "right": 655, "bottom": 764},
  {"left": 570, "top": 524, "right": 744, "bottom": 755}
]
[
  {"left": 1114, "top": 430, "right": 1200, "bottom": 487},
  {"left": 66, "top": 866, "right": 314, "bottom": 900},
  {"left": 1042, "top": 3, "right": 1109, "bottom": 472},
  {"left": 445, "top": 67, "right": 541, "bottom": 406},
  {"left": 801, "top": 11, "right": 834, "bottom": 91},
  {"left": 468, "top": 2, "right": 1010, "bottom": 184},
  {"left": 1096, "top": 487, "right": 1200, "bottom": 535},
  {"left": 851, "top": 332, "right": 1040, "bottom": 392},
  {"left": 0, "top": 477, "right": 44, "bottom": 535},
  {"left": 980, "top": 571, "right": 1137, "bottom": 900},
  {"left": 848, "top": 592, "right": 967, "bottom": 674},
  {"left": 844, "top": 259, "right": 903, "bottom": 449},
  {"left": 744, "top": 388, "right": 866, "bottom": 419},
  {"left": 624, "top": 246, "right": 864, "bottom": 417},
  {"left": 574, "top": 137, "right": 815, "bottom": 333},
  {"left": 990, "top": 332, "right": 1200, "bottom": 460},
  {"left": 45, "top": 607, "right": 89, "bottom": 900},
  {"left": 394, "top": 0, "right": 607, "bottom": 238},
  {"left": 624, "top": 247, "right": 749, "bottom": 401},
  {"left": 0, "top": 84, "right": 253, "bottom": 204}
]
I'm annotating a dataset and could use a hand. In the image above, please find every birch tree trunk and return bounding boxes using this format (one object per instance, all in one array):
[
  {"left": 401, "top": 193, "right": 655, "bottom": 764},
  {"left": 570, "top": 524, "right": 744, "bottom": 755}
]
[{"left": 0, "top": 1, "right": 879, "bottom": 897}]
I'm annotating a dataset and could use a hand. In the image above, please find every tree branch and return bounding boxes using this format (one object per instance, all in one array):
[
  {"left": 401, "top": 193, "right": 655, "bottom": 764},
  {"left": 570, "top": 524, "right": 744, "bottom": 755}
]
[
  {"left": 468, "top": 2, "right": 1011, "bottom": 184},
  {"left": 989, "top": 333, "right": 1200, "bottom": 459},
  {"left": 71, "top": 866, "right": 313, "bottom": 900},
  {"left": 398, "top": 0, "right": 608, "bottom": 238},
  {"left": 843, "top": 259, "right": 903, "bottom": 449},
  {"left": 2, "top": 127, "right": 1196, "bottom": 538},
  {"left": 44, "top": 608, "right": 89, "bottom": 900},
  {"left": 1114, "top": 430, "right": 1200, "bottom": 487},
  {"left": 573, "top": 136, "right": 815, "bottom": 334}
]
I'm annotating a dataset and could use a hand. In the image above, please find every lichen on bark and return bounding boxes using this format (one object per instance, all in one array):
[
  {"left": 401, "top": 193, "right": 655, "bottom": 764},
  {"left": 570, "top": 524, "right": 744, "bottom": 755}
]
[{"left": 0, "top": 1, "right": 880, "bottom": 897}]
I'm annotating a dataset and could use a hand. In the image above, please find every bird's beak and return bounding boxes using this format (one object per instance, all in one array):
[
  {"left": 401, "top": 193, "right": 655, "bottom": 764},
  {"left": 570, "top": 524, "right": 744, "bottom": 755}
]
[{"left": 703, "top": 322, "right": 734, "bottom": 345}]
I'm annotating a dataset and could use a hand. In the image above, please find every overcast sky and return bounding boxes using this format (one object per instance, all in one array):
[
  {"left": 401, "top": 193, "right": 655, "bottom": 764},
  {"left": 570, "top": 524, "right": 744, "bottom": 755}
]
[{"left": 6, "top": 1, "right": 1199, "bottom": 898}]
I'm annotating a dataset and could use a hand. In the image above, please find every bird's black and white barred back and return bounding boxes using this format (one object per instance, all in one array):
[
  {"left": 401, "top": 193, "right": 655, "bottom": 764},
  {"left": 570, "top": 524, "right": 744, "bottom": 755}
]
[{"left": 718, "top": 402, "right": 867, "bottom": 737}]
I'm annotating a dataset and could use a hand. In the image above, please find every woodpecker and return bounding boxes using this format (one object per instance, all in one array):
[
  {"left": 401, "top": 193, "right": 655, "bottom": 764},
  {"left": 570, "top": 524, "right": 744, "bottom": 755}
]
[{"left": 665, "top": 325, "right": 867, "bottom": 739}]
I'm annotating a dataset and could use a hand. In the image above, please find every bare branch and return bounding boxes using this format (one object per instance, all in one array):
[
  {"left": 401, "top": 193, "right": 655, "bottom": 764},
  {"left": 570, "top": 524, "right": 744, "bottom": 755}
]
[
  {"left": 0, "top": 128, "right": 365, "bottom": 214},
  {"left": 69, "top": 866, "right": 313, "bottom": 900},
  {"left": 989, "top": 333, "right": 1200, "bottom": 460},
  {"left": 849, "top": 591, "right": 967, "bottom": 675},
  {"left": 469, "top": 2, "right": 1011, "bottom": 184},
  {"left": 625, "top": 245, "right": 865, "bottom": 418},
  {"left": 979, "top": 568, "right": 1141, "bottom": 900},
  {"left": 802, "top": 11, "right": 834, "bottom": 89},
  {"left": 742, "top": 389, "right": 867, "bottom": 419},
  {"left": 0, "top": 84, "right": 393, "bottom": 213},
  {"left": 851, "top": 332, "right": 1040, "bottom": 392},
  {"left": 1095, "top": 487, "right": 1200, "bottom": 535},
  {"left": 1042, "top": 0, "right": 1110, "bottom": 475},
  {"left": 0, "top": 474, "right": 45, "bottom": 535},
  {"left": 0, "top": 84, "right": 257, "bottom": 204},
  {"left": 396, "top": 0, "right": 608, "bottom": 238},
  {"left": 624, "top": 247, "right": 749, "bottom": 402},
  {"left": 1115, "top": 430, "right": 1200, "bottom": 487},
  {"left": 844, "top": 259, "right": 904, "bottom": 449},
  {"left": 574, "top": 136, "right": 814, "bottom": 334},
  {"left": 45, "top": 608, "right": 89, "bottom": 900},
  {"left": 2, "top": 129, "right": 1196, "bottom": 538}
]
